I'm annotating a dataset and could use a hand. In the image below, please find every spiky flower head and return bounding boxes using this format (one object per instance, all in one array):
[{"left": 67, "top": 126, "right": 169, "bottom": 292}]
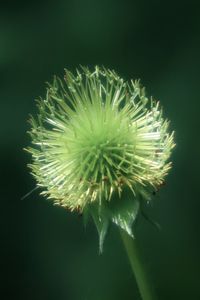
[{"left": 27, "top": 66, "right": 175, "bottom": 250}]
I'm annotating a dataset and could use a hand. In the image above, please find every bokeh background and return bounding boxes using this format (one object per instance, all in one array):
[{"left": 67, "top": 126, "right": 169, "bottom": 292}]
[{"left": 1, "top": 0, "right": 200, "bottom": 299}]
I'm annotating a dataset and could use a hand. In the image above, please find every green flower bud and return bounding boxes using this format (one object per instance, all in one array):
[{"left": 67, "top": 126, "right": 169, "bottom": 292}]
[{"left": 26, "top": 66, "right": 175, "bottom": 251}]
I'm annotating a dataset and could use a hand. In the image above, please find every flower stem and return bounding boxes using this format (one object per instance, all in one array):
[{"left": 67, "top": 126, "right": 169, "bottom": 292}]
[{"left": 120, "top": 229, "right": 156, "bottom": 300}]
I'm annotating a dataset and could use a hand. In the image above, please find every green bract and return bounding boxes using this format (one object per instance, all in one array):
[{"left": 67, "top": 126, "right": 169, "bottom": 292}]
[{"left": 27, "top": 66, "right": 175, "bottom": 251}]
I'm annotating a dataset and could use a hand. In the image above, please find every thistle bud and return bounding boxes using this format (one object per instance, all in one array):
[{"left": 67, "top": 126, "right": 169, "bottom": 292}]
[{"left": 26, "top": 66, "right": 175, "bottom": 251}]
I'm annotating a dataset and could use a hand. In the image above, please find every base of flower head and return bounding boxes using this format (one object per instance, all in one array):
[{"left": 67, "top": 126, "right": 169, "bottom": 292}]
[{"left": 83, "top": 186, "right": 140, "bottom": 253}]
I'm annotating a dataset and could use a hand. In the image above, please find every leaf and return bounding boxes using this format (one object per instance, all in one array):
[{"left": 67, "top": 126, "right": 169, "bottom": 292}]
[
  {"left": 108, "top": 189, "right": 139, "bottom": 237},
  {"left": 90, "top": 203, "right": 109, "bottom": 254},
  {"left": 86, "top": 189, "right": 140, "bottom": 252}
]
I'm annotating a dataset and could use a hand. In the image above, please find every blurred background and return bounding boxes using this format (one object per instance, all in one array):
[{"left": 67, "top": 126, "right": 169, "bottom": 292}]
[{"left": 1, "top": 0, "right": 200, "bottom": 299}]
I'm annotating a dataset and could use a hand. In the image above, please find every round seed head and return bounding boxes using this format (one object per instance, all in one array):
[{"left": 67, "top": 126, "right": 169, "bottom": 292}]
[{"left": 27, "top": 66, "right": 175, "bottom": 212}]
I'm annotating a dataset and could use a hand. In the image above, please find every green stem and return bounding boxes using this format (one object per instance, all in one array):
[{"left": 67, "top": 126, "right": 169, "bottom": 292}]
[{"left": 120, "top": 229, "right": 155, "bottom": 300}]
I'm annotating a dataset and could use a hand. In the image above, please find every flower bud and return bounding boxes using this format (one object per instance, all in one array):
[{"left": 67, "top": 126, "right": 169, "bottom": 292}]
[{"left": 26, "top": 66, "right": 175, "bottom": 251}]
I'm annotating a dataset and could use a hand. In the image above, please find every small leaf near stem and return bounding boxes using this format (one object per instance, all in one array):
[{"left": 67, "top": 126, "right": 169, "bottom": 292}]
[{"left": 88, "top": 189, "right": 140, "bottom": 253}]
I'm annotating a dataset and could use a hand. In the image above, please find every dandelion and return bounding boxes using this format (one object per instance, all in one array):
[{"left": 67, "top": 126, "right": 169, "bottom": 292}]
[{"left": 26, "top": 66, "right": 175, "bottom": 250}]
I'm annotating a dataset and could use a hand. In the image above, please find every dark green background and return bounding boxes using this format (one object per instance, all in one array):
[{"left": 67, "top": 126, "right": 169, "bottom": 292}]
[{"left": 1, "top": 0, "right": 200, "bottom": 299}]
